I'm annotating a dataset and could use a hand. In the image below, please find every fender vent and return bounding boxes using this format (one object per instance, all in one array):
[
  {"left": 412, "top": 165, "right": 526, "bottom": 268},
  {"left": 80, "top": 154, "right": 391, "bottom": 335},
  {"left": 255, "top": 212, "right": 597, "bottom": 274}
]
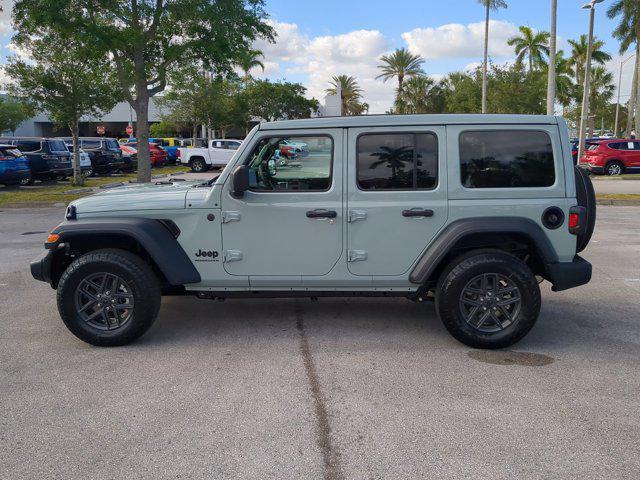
[{"left": 158, "top": 219, "right": 180, "bottom": 238}]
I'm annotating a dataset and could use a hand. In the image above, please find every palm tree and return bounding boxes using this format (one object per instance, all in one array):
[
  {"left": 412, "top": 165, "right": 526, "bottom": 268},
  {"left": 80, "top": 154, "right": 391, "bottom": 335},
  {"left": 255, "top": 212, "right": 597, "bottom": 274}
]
[
  {"left": 588, "top": 66, "right": 615, "bottom": 137},
  {"left": 377, "top": 48, "right": 425, "bottom": 113},
  {"left": 237, "top": 49, "right": 265, "bottom": 86},
  {"left": 397, "top": 76, "right": 435, "bottom": 114},
  {"left": 568, "top": 35, "right": 611, "bottom": 85},
  {"left": 477, "top": 0, "right": 508, "bottom": 113},
  {"left": 549, "top": 50, "right": 576, "bottom": 115},
  {"left": 607, "top": 0, "right": 640, "bottom": 135},
  {"left": 507, "top": 26, "right": 550, "bottom": 72},
  {"left": 326, "top": 75, "right": 369, "bottom": 116}
]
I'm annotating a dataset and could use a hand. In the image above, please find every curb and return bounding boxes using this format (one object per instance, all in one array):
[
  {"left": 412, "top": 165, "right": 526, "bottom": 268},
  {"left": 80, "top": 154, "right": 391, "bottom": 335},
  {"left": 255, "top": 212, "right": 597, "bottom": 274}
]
[{"left": 596, "top": 199, "right": 640, "bottom": 206}]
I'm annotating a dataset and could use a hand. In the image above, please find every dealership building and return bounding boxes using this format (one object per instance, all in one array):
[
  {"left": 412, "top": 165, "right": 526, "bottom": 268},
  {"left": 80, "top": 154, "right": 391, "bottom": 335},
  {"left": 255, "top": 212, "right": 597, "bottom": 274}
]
[
  {"left": 9, "top": 98, "right": 164, "bottom": 139},
  {"left": 6, "top": 93, "right": 340, "bottom": 139}
]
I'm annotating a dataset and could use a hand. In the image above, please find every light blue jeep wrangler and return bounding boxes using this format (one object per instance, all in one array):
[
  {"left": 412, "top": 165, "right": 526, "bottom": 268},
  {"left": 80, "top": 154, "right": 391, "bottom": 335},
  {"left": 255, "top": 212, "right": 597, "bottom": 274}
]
[{"left": 31, "top": 115, "right": 595, "bottom": 349}]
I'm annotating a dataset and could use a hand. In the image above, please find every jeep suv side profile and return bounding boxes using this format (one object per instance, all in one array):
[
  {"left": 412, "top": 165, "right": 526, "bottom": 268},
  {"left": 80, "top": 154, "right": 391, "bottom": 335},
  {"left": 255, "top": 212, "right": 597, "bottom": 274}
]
[{"left": 31, "top": 115, "right": 595, "bottom": 349}]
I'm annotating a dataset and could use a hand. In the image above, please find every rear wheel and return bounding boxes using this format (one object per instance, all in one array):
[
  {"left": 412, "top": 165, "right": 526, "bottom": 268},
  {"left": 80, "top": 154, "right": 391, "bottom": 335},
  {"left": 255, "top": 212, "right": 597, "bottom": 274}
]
[
  {"left": 57, "top": 248, "right": 161, "bottom": 346},
  {"left": 435, "top": 251, "right": 541, "bottom": 349},
  {"left": 190, "top": 157, "right": 208, "bottom": 173},
  {"left": 605, "top": 160, "right": 623, "bottom": 176}
]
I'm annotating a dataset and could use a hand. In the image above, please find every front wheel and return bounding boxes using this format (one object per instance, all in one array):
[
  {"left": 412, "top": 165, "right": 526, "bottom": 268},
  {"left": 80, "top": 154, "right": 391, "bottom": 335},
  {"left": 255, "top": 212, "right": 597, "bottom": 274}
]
[
  {"left": 435, "top": 251, "right": 541, "bottom": 349},
  {"left": 56, "top": 248, "right": 161, "bottom": 346},
  {"left": 18, "top": 175, "right": 33, "bottom": 186}
]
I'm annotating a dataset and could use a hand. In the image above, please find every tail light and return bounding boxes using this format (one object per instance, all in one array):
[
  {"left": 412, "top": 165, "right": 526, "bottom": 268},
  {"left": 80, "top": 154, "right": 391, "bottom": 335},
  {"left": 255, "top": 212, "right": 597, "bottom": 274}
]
[
  {"left": 0, "top": 155, "right": 9, "bottom": 162},
  {"left": 569, "top": 206, "right": 586, "bottom": 235}
]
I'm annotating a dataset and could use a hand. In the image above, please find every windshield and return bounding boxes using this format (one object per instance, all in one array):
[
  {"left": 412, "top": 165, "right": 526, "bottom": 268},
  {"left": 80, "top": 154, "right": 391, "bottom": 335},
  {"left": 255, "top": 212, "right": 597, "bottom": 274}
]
[
  {"left": 105, "top": 139, "right": 120, "bottom": 150},
  {"left": 47, "top": 140, "right": 69, "bottom": 153}
]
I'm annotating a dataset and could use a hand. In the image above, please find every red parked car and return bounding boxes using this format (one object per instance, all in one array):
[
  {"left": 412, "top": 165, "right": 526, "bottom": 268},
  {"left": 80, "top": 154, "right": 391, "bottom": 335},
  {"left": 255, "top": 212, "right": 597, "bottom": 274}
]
[
  {"left": 127, "top": 142, "right": 168, "bottom": 167},
  {"left": 579, "top": 139, "right": 640, "bottom": 175}
]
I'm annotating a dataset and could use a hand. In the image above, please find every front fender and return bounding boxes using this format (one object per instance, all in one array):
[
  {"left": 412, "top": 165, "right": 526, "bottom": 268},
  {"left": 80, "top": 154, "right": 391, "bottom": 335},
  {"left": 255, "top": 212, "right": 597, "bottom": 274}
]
[{"left": 45, "top": 217, "right": 201, "bottom": 286}]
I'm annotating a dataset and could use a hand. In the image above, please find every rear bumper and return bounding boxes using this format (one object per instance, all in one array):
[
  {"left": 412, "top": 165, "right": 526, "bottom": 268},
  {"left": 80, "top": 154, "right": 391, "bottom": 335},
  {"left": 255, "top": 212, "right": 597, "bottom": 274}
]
[
  {"left": 546, "top": 255, "right": 592, "bottom": 292},
  {"left": 30, "top": 250, "right": 53, "bottom": 284}
]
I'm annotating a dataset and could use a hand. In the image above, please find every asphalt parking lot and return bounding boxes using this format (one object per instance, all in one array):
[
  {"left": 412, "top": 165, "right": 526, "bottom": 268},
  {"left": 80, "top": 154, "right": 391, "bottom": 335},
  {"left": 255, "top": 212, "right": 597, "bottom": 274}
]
[{"left": 1, "top": 206, "right": 639, "bottom": 479}]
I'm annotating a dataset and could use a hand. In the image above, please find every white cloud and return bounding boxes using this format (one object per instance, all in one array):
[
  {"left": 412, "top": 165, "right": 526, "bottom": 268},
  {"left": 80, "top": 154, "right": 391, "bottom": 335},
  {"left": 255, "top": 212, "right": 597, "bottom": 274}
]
[
  {"left": 5, "top": 40, "right": 30, "bottom": 61},
  {"left": 254, "top": 22, "right": 394, "bottom": 113},
  {"left": 402, "top": 20, "right": 519, "bottom": 60},
  {"left": 0, "top": 0, "right": 14, "bottom": 36}
]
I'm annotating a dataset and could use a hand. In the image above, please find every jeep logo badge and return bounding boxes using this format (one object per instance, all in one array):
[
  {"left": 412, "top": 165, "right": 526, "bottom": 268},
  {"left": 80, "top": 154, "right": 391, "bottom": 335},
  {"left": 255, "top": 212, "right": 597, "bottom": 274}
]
[{"left": 194, "top": 249, "right": 219, "bottom": 261}]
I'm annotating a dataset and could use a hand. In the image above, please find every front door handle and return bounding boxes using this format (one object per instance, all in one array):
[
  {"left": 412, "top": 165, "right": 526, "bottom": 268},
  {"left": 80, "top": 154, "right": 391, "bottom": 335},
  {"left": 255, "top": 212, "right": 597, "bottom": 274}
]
[
  {"left": 306, "top": 209, "right": 337, "bottom": 219},
  {"left": 402, "top": 208, "right": 434, "bottom": 218}
]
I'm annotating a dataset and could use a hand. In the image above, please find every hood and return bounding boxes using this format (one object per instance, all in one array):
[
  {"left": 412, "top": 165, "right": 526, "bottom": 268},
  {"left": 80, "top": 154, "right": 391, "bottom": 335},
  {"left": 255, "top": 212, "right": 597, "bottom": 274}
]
[{"left": 71, "top": 180, "right": 204, "bottom": 214}]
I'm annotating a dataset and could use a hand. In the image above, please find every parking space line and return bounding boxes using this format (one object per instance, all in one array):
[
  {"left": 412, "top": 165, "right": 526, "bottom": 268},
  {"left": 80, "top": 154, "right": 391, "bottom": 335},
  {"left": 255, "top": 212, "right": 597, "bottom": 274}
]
[{"left": 294, "top": 300, "right": 344, "bottom": 480}]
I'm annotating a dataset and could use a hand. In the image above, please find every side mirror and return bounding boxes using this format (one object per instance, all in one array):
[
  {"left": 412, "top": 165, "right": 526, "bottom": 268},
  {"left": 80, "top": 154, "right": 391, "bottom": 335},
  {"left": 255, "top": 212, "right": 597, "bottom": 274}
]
[{"left": 231, "top": 165, "right": 250, "bottom": 198}]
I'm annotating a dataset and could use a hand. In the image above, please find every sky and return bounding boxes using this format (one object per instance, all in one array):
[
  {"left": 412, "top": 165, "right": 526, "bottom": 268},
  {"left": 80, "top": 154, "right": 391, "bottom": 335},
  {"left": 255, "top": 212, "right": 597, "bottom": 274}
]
[{"left": 0, "top": 0, "right": 633, "bottom": 114}]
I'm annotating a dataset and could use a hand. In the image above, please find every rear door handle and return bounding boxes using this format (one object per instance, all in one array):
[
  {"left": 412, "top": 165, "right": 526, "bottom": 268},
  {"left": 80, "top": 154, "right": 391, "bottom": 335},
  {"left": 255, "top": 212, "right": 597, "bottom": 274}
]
[
  {"left": 306, "top": 209, "right": 337, "bottom": 219},
  {"left": 402, "top": 208, "right": 434, "bottom": 218}
]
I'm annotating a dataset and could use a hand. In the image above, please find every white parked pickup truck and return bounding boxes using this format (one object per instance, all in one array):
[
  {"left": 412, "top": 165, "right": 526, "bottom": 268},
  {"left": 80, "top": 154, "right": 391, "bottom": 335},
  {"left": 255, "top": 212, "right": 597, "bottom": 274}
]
[{"left": 179, "top": 139, "right": 242, "bottom": 172}]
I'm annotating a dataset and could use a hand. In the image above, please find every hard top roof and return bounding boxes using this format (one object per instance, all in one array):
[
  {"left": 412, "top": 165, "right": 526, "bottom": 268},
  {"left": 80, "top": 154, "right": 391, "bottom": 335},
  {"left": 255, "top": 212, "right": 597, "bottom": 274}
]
[{"left": 259, "top": 114, "right": 560, "bottom": 131}]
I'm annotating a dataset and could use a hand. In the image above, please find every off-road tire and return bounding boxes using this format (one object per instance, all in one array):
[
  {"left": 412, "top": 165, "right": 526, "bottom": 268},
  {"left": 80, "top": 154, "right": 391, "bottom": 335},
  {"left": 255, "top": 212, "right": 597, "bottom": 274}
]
[
  {"left": 574, "top": 166, "right": 596, "bottom": 252},
  {"left": 435, "top": 251, "right": 541, "bottom": 349},
  {"left": 57, "top": 248, "right": 161, "bottom": 346},
  {"left": 190, "top": 157, "right": 208, "bottom": 173}
]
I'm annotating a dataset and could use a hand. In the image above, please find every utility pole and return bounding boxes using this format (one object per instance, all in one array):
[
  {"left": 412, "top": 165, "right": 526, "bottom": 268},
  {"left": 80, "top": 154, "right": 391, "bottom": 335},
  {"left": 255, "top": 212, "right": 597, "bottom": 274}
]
[
  {"left": 577, "top": 1, "right": 603, "bottom": 163},
  {"left": 546, "top": 0, "right": 557, "bottom": 115},
  {"left": 614, "top": 54, "right": 636, "bottom": 136}
]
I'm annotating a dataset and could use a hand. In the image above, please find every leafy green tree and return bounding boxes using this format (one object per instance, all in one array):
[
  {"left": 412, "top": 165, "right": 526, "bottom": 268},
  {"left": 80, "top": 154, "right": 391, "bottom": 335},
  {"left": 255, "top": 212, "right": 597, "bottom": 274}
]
[
  {"left": 607, "top": 0, "right": 640, "bottom": 135},
  {"left": 477, "top": 0, "right": 508, "bottom": 113},
  {"left": 507, "top": 26, "right": 550, "bottom": 72},
  {"left": 0, "top": 96, "right": 33, "bottom": 134},
  {"left": 247, "top": 80, "right": 319, "bottom": 123},
  {"left": 12, "top": 0, "right": 273, "bottom": 183},
  {"left": 376, "top": 48, "right": 424, "bottom": 113},
  {"left": 7, "top": 33, "right": 118, "bottom": 185},
  {"left": 326, "top": 75, "right": 368, "bottom": 116},
  {"left": 149, "top": 120, "right": 181, "bottom": 138},
  {"left": 397, "top": 76, "right": 444, "bottom": 114},
  {"left": 549, "top": 50, "right": 577, "bottom": 114},
  {"left": 237, "top": 49, "right": 265, "bottom": 86},
  {"left": 158, "top": 68, "right": 217, "bottom": 141},
  {"left": 441, "top": 71, "right": 483, "bottom": 113}
]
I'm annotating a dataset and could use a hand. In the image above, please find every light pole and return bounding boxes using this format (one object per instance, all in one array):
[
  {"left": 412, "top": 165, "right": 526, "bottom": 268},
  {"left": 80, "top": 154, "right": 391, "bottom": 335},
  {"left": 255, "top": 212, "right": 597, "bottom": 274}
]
[
  {"left": 614, "top": 54, "right": 636, "bottom": 137},
  {"left": 546, "top": 0, "right": 558, "bottom": 115},
  {"left": 577, "top": 0, "right": 604, "bottom": 163}
]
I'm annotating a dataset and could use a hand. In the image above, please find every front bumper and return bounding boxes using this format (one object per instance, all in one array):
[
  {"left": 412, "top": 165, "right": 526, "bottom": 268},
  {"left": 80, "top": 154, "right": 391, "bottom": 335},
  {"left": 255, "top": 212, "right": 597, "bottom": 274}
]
[
  {"left": 546, "top": 255, "right": 592, "bottom": 292},
  {"left": 30, "top": 250, "right": 53, "bottom": 284}
]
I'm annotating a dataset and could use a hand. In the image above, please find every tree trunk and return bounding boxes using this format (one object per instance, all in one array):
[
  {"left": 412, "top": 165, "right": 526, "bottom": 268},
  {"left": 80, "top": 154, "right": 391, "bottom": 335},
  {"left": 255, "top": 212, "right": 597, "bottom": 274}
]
[
  {"left": 70, "top": 121, "right": 83, "bottom": 186},
  {"left": 627, "top": 49, "right": 638, "bottom": 137},
  {"left": 482, "top": 2, "right": 490, "bottom": 114},
  {"left": 135, "top": 94, "right": 152, "bottom": 183},
  {"left": 192, "top": 123, "right": 197, "bottom": 145},
  {"left": 546, "top": 0, "right": 557, "bottom": 115}
]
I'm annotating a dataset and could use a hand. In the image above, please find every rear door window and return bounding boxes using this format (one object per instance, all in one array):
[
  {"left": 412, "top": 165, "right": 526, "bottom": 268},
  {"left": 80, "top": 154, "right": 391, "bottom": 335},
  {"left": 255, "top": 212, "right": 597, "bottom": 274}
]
[
  {"left": 459, "top": 130, "right": 555, "bottom": 188},
  {"left": 15, "top": 141, "right": 41, "bottom": 152},
  {"left": 105, "top": 139, "right": 120, "bottom": 150},
  {"left": 47, "top": 140, "right": 69, "bottom": 152},
  {"left": 356, "top": 133, "right": 438, "bottom": 190}
]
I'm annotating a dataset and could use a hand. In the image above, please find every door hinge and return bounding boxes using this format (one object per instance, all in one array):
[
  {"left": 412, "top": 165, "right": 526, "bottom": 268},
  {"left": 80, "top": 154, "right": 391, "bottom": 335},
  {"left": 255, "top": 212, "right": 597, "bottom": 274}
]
[
  {"left": 348, "top": 250, "right": 368, "bottom": 262},
  {"left": 223, "top": 250, "right": 243, "bottom": 262},
  {"left": 222, "top": 211, "right": 241, "bottom": 223},
  {"left": 348, "top": 209, "right": 368, "bottom": 223}
]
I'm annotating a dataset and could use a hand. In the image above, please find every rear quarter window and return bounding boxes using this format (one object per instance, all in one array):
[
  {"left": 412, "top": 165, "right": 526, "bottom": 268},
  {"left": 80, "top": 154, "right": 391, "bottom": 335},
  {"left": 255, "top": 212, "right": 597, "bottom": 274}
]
[
  {"left": 459, "top": 130, "right": 555, "bottom": 188},
  {"left": 15, "top": 141, "right": 41, "bottom": 152}
]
